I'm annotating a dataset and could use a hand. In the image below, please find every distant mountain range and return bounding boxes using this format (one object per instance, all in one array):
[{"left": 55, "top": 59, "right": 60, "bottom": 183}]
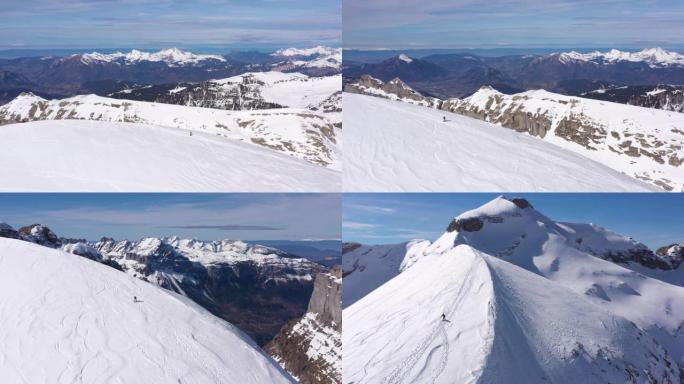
[
  {"left": 344, "top": 48, "right": 684, "bottom": 104},
  {"left": 0, "top": 46, "right": 341, "bottom": 104}
]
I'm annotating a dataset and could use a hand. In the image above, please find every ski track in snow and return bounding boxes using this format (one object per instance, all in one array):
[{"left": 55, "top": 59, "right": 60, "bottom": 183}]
[
  {"left": 381, "top": 253, "right": 483, "bottom": 384},
  {"left": 344, "top": 93, "right": 657, "bottom": 192}
]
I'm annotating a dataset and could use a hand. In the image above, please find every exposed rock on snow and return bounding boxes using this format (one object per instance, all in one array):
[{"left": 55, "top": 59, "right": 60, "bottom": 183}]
[
  {"left": 441, "top": 86, "right": 684, "bottom": 191},
  {"left": 266, "top": 267, "right": 342, "bottom": 384},
  {"left": 0, "top": 92, "right": 339, "bottom": 168},
  {"left": 345, "top": 74, "right": 440, "bottom": 107}
]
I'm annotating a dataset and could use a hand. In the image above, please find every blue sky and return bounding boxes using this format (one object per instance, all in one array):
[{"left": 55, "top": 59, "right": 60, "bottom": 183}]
[
  {"left": 0, "top": 0, "right": 340, "bottom": 50},
  {"left": 0, "top": 194, "right": 341, "bottom": 241},
  {"left": 343, "top": 193, "right": 684, "bottom": 249},
  {"left": 344, "top": 0, "right": 684, "bottom": 50}
]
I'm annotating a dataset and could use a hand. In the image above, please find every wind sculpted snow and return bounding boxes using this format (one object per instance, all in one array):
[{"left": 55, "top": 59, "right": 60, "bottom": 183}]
[
  {"left": 0, "top": 238, "right": 296, "bottom": 384},
  {"left": 343, "top": 93, "right": 656, "bottom": 192},
  {"left": 0, "top": 120, "right": 340, "bottom": 192}
]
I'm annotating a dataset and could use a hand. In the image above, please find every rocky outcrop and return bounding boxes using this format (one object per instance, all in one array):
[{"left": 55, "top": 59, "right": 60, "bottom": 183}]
[
  {"left": 0, "top": 223, "right": 20, "bottom": 239},
  {"left": 441, "top": 86, "right": 684, "bottom": 191},
  {"left": 654, "top": 244, "right": 684, "bottom": 270},
  {"left": 17, "top": 224, "right": 61, "bottom": 247},
  {"left": 345, "top": 74, "right": 441, "bottom": 108},
  {"left": 342, "top": 242, "right": 362, "bottom": 254},
  {"left": 266, "top": 267, "right": 342, "bottom": 384},
  {"left": 447, "top": 217, "right": 484, "bottom": 232}
]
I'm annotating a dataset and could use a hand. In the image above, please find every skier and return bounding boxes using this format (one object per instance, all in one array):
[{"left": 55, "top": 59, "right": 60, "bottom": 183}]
[
  {"left": 133, "top": 296, "right": 138, "bottom": 303},
  {"left": 442, "top": 116, "right": 447, "bottom": 122},
  {"left": 441, "top": 313, "right": 446, "bottom": 321}
]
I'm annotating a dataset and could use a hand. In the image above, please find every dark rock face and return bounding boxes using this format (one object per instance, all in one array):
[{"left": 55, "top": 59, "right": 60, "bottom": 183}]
[
  {"left": 17, "top": 224, "right": 61, "bottom": 247},
  {"left": 511, "top": 198, "right": 532, "bottom": 209},
  {"left": 266, "top": 267, "right": 342, "bottom": 384},
  {"left": 345, "top": 74, "right": 440, "bottom": 107},
  {"left": 592, "top": 245, "right": 683, "bottom": 271},
  {"left": 342, "top": 242, "right": 362, "bottom": 254},
  {"left": 580, "top": 85, "right": 684, "bottom": 113},
  {"left": 0, "top": 223, "right": 20, "bottom": 239},
  {"left": 447, "top": 217, "right": 484, "bottom": 232}
]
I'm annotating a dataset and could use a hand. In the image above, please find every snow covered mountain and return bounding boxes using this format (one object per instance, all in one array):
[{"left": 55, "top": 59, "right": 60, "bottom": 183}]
[
  {"left": 0, "top": 237, "right": 295, "bottom": 383},
  {"left": 271, "top": 46, "right": 342, "bottom": 73},
  {"left": 341, "top": 240, "right": 430, "bottom": 307},
  {"left": 267, "top": 267, "right": 342, "bottom": 384},
  {"left": 344, "top": 92, "right": 656, "bottom": 192},
  {"left": 343, "top": 196, "right": 684, "bottom": 383},
  {"left": 552, "top": 47, "right": 684, "bottom": 68},
  {"left": 441, "top": 87, "right": 684, "bottom": 191},
  {"left": 0, "top": 119, "right": 339, "bottom": 192},
  {"left": 344, "top": 74, "right": 439, "bottom": 108},
  {"left": 106, "top": 72, "right": 342, "bottom": 125},
  {"left": 0, "top": 92, "right": 339, "bottom": 168},
  {"left": 76, "top": 48, "right": 227, "bottom": 66},
  {"left": 581, "top": 84, "right": 684, "bottom": 113}
]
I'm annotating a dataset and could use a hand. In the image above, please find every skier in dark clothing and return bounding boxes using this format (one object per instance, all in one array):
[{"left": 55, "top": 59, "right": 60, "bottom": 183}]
[
  {"left": 442, "top": 116, "right": 447, "bottom": 122},
  {"left": 441, "top": 313, "right": 450, "bottom": 323},
  {"left": 133, "top": 296, "right": 139, "bottom": 303}
]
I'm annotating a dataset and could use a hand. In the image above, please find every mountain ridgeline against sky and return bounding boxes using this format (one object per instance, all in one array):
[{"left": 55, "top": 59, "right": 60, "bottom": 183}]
[
  {"left": 343, "top": 47, "right": 684, "bottom": 100},
  {"left": 0, "top": 46, "right": 341, "bottom": 104},
  {"left": 343, "top": 196, "right": 684, "bottom": 383}
]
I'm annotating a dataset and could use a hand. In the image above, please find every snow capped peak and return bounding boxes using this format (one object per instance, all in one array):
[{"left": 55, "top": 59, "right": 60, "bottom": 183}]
[
  {"left": 79, "top": 48, "right": 226, "bottom": 66},
  {"left": 555, "top": 47, "right": 684, "bottom": 68},
  {"left": 272, "top": 46, "right": 338, "bottom": 57},
  {"left": 397, "top": 53, "right": 413, "bottom": 63}
]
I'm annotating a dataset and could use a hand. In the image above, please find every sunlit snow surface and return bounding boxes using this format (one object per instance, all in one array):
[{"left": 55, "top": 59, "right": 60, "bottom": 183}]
[
  {"left": 0, "top": 238, "right": 295, "bottom": 384},
  {"left": 343, "top": 93, "right": 656, "bottom": 192},
  {"left": 0, "top": 120, "right": 339, "bottom": 192}
]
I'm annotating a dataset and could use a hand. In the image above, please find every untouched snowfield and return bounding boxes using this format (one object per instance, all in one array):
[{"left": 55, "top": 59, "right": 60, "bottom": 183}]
[
  {"left": 0, "top": 238, "right": 295, "bottom": 384},
  {"left": 341, "top": 240, "right": 430, "bottom": 308},
  {"left": 343, "top": 93, "right": 657, "bottom": 192},
  {"left": 0, "top": 120, "right": 340, "bottom": 192}
]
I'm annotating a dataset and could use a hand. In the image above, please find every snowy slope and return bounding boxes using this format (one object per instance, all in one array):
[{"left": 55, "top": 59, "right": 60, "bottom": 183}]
[
  {"left": 341, "top": 240, "right": 430, "bottom": 307},
  {"left": 0, "top": 92, "right": 339, "bottom": 168},
  {"left": 212, "top": 72, "right": 341, "bottom": 109},
  {"left": 425, "top": 197, "right": 684, "bottom": 360},
  {"left": 343, "top": 244, "right": 682, "bottom": 384},
  {"left": 444, "top": 87, "right": 684, "bottom": 191},
  {"left": 344, "top": 93, "right": 656, "bottom": 192},
  {"left": 0, "top": 120, "right": 340, "bottom": 192},
  {"left": 0, "top": 238, "right": 295, "bottom": 384}
]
